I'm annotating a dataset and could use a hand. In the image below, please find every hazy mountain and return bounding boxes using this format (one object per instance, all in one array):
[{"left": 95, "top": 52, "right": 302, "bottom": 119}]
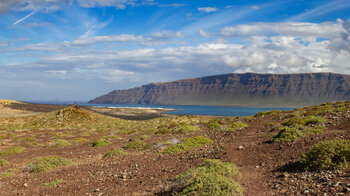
[{"left": 89, "top": 73, "right": 350, "bottom": 107}]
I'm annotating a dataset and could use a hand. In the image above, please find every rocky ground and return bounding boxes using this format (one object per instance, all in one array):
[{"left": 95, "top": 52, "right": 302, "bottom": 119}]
[{"left": 0, "top": 100, "right": 349, "bottom": 195}]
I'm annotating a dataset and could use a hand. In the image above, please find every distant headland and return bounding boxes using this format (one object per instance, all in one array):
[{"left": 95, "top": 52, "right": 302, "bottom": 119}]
[{"left": 89, "top": 72, "right": 350, "bottom": 107}]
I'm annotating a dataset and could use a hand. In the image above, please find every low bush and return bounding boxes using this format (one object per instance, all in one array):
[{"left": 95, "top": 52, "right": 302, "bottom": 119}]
[
  {"left": 304, "top": 115, "right": 326, "bottom": 125},
  {"left": 272, "top": 127, "right": 305, "bottom": 142},
  {"left": 0, "top": 146, "right": 24, "bottom": 157},
  {"left": 50, "top": 139, "right": 71, "bottom": 147},
  {"left": 255, "top": 111, "right": 267, "bottom": 118},
  {"left": 161, "top": 136, "right": 213, "bottom": 154},
  {"left": 171, "top": 159, "right": 243, "bottom": 195},
  {"left": 124, "top": 140, "right": 150, "bottom": 151},
  {"left": 107, "top": 135, "right": 121, "bottom": 140},
  {"left": 70, "top": 137, "right": 87, "bottom": 143},
  {"left": 27, "top": 156, "right": 73, "bottom": 173},
  {"left": 156, "top": 122, "right": 199, "bottom": 134},
  {"left": 91, "top": 139, "right": 111, "bottom": 147},
  {"left": 222, "top": 121, "right": 249, "bottom": 132},
  {"left": 0, "top": 159, "right": 9, "bottom": 167},
  {"left": 305, "top": 126, "right": 326, "bottom": 134},
  {"left": 301, "top": 139, "right": 350, "bottom": 171},
  {"left": 176, "top": 122, "right": 199, "bottom": 133},
  {"left": 43, "top": 179, "right": 65, "bottom": 187},
  {"left": 1, "top": 168, "right": 19, "bottom": 177},
  {"left": 207, "top": 119, "right": 223, "bottom": 129},
  {"left": 282, "top": 116, "right": 305, "bottom": 127}
]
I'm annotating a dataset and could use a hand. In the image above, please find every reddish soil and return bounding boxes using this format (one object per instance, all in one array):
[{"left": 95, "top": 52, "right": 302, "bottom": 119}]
[{"left": 0, "top": 104, "right": 349, "bottom": 196}]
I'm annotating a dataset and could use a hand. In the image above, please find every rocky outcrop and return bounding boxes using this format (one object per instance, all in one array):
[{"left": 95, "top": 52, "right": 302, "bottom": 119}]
[{"left": 89, "top": 73, "right": 350, "bottom": 107}]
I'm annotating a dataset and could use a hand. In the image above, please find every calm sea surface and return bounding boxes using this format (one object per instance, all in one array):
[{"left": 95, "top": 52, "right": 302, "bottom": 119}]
[{"left": 28, "top": 101, "right": 296, "bottom": 117}]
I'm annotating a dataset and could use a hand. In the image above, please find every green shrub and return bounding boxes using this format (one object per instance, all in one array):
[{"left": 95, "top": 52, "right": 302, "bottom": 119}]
[
  {"left": 0, "top": 146, "right": 24, "bottom": 156},
  {"left": 156, "top": 122, "right": 199, "bottom": 134},
  {"left": 27, "top": 156, "right": 73, "bottom": 173},
  {"left": 222, "top": 121, "right": 249, "bottom": 132},
  {"left": 172, "top": 159, "right": 242, "bottom": 196},
  {"left": 107, "top": 135, "right": 121, "bottom": 140},
  {"left": 91, "top": 139, "right": 111, "bottom": 147},
  {"left": 0, "top": 159, "right": 9, "bottom": 167},
  {"left": 161, "top": 136, "right": 213, "bottom": 154},
  {"left": 168, "top": 121, "right": 180, "bottom": 128},
  {"left": 21, "top": 141, "right": 42, "bottom": 147},
  {"left": 50, "top": 139, "right": 71, "bottom": 147},
  {"left": 301, "top": 139, "right": 350, "bottom": 171},
  {"left": 207, "top": 119, "right": 223, "bottom": 129},
  {"left": 305, "top": 126, "right": 326, "bottom": 134},
  {"left": 116, "top": 129, "right": 137, "bottom": 134},
  {"left": 266, "top": 110, "right": 282, "bottom": 115},
  {"left": 104, "top": 149, "right": 128, "bottom": 158},
  {"left": 43, "top": 179, "right": 65, "bottom": 187},
  {"left": 282, "top": 116, "right": 305, "bottom": 127},
  {"left": 70, "top": 138, "right": 87, "bottom": 143},
  {"left": 155, "top": 127, "right": 172, "bottom": 134},
  {"left": 124, "top": 140, "right": 150, "bottom": 151},
  {"left": 272, "top": 127, "right": 305, "bottom": 142},
  {"left": 21, "top": 137, "right": 36, "bottom": 142},
  {"left": 176, "top": 122, "right": 199, "bottom": 133},
  {"left": 1, "top": 168, "right": 19, "bottom": 177},
  {"left": 255, "top": 111, "right": 267, "bottom": 118},
  {"left": 304, "top": 115, "right": 326, "bottom": 125}
]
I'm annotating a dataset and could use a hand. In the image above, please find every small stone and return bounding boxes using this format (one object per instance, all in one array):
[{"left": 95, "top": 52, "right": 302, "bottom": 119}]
[
  {"left": 237, "top": 146, "right": 244, "bottom": 150},
  {"left": 94, "top": 189, "right": 100, "bottom": 192},
  {"left": 333, "top": 182, "right": 341, "bottom": 187},
  {"left": 304, "top": 190, "right": 310, "bottom": 194},
  {"left": 278, "top": 173, "right": 289, "bottom": 179},
  {"left": 23, "top": 183, "right": 28, "bottom": 187}
]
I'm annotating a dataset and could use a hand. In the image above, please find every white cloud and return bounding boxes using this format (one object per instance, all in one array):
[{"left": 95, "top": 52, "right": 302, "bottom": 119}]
[
  {"left": 329, "top": 20, "right": 350, "bottom": 53},
  {"left": 150, "top": 31, "right": 183, "bottom": 39},
  {"left": 1, "top": 30, "right": 185, "bottom": 53},
  {"left": 198, "top": 29, "right": 210, "bottom": 37},
  {"left": 0, "top": 0, "right": 181, "bottom": 14},
  {"left": 77, "top": 0, "right": 137, "bottom": 9},
  {"left": 220, "top": 22, "right": 343, "bottom": 39},
  {"left": 287, "top": 0, "right": 350, "bottom": 22},
  {"left": 2, "top": 20, "right": 350, "bottom": 101},
  {"left": 213, "top": 20, "right": 350, "bottom": 74},
  {"left": 72, "top": 34, "right": 144, "bottom": 45},
  {"left": 252, "top": 5, "right": 260, "bottom": 10},
  {"left": 197, "top": 7, "right": 219, "bottom": 13},
  {"left": 0, "top": 0, "right": 72, "bottom": 13},
  {"left": 158, "top": 3, "right": 185, "bottom": 8}
]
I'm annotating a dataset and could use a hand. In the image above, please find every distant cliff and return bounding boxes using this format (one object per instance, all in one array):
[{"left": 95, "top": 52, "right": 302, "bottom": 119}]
[{"left": 89, "top": 73, "right": 350, "bottom": 107}]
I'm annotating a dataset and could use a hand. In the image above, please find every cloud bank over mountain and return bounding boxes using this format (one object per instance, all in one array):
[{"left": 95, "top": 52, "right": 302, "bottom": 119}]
[{"left": 1, "top": 0, "right": 350, "bottom": 101}]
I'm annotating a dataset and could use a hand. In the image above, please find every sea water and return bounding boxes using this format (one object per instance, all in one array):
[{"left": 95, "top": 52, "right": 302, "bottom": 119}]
[{"left": 27, "top": 101, "right": 295, "bottom": 117}]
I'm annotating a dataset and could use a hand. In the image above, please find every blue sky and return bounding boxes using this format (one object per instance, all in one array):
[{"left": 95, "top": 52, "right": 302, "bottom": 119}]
[{"left": 1, "top": 0, "right": 350, "bottom": 101}]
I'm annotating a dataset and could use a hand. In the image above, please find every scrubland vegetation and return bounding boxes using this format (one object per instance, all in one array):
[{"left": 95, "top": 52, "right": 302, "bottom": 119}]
[{"left": 0, "top": 101, "right": 349, "bottom": 195}]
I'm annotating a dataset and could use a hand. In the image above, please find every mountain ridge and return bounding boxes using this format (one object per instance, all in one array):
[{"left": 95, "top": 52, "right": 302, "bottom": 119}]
[{"left": 89, "top": 72, "right": 350, "bottom": 107}]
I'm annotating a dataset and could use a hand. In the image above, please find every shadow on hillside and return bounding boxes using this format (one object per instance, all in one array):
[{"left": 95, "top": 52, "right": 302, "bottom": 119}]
[
  {"left": 5, "top": 102, "right": 165, "bottom": 120},
  {"left": 274, "top": 161, "right": 304, "bottom": 173},
  {"left": 84, "top": 107, "right": 165, "bottom": 120},
  {"left": 6, "top": 102, "right": 65, "bottom": 113}
]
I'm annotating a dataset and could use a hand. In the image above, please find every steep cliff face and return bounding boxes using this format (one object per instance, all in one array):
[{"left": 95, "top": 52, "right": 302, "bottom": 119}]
[{"left": 89, "top": 73, "right": 350, "bottom": 107}]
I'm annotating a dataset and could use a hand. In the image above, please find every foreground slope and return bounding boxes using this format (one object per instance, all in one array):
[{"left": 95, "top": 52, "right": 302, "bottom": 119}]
[
  {"left": 0, "top": 101, "right": 349, "bottom": 195},
  {"left": 89, "top": 72, "right": 350, "bottom": 107}
]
